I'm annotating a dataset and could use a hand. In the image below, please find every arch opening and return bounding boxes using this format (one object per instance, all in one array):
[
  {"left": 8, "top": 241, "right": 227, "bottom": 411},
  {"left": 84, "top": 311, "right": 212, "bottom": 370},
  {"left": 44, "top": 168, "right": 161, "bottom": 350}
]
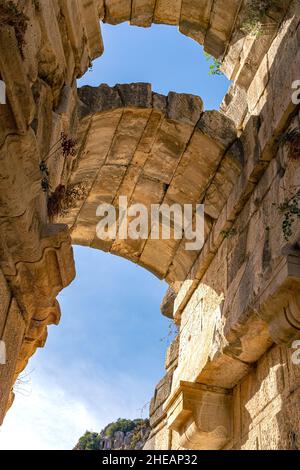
[{"left": 78, "top": 22, "right": 231, "bottom": 110}]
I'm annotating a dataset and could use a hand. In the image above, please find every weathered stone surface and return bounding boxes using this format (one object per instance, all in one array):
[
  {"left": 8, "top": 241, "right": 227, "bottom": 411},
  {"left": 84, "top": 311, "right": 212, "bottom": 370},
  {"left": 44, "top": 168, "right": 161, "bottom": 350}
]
[
  {"left": 131, "top": 0, "right": 156, "bottom": 27},
  {"left": 166, "top": 382, "right": 232, "bottom": 450},
  {"left": 78, "top": 84, "right": 123, "bottom": 117},
  {"left": 179, "top": 0, "right": 213, "bottom": 44},
  {"left": 0, "top": 27, "right": 35, "bottom": 131},
  {"left": 167, "top": 92, "right": 203, "bottom": 126},
  {"left": 153, "top": 0, "right": 182, "bottom": 26},
  {"left": 116, "top": 83, "right": 152, "bottom": 108},
  {"left": 0, "top": 0, "right": 300, "bottom": 454},
  {"left": 104, "top": 0, "right": 132, "bottom": 24},
  {"left": 204, "top": 0, "right": 241, "bottom": 58},
  {"left": 0, "top": 299, "right": 25, "bottom": 424},
  {"left": 197, "top": 111, "right": 237, "bottom": 149},
  {"left": 160, "top": 287, "right": 176, "bottom": 319},
  {"left": 165, "top": 335, "right": 180, "bottom": 371}
]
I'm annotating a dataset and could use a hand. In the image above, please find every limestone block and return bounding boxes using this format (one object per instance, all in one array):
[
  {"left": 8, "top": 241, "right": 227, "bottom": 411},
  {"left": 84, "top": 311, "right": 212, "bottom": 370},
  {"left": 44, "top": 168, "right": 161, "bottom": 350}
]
[
  {"left": 197, "top": 111, "right": 236, "bottom": 150},
  {"left": 179, "top": 0, "right": 212, "bottom": 45},
  {"left": 79, "top": 0, "right": 104, "bottom": 59},
  {"left": 78, "top": 84, "right": 123, "bottom": 117},
  {"left": 154, "top": 371, "right": 174, "bottom": 411},
  {"left": 167, "top": 92, "right": 203, "bottom": 126},
  {"left": 131, "top": 0, "right": 156, "bottom": 27},
  {"left": 221, "top": 84, "right": 248, "bottom": 129},
  {"left": 254, "top": 252, "right": 300, "bottom": 344},
  {"left": 204, "top": 145, "right": 243, "bottom": 220},
  {"left": 0, "top": 131, "right": 41, "bottom": 218},
  {"left": 165, "top": 335, "right": 180, "bottom": 370},
  {"left": 21, "top": 0, "right": 41, "bottom": 85},
  {"left": 137, "top": 110, "right": 164, "bottom": 153},
  {"left": 70, "top": 109, "right": 123, "bottom": 186},
  {"left": 104, "top": 0, "right": 132, "bottom": 24},
  {"left": 160, "top": 287, "right": 176, "bottom": 319},
  {"left": 166, "top": 382, "right": 232, "bottom": 450},
  {"left": 31, "top": 78, "right": 54, "bottom": 159},
  {"left": 58, "top": 0, "right": 85, "bottom": 69},
  {"left": 221, "top": 32, "right": 245, "bottom": 81},
  {"left": 247, "top": 55, "right": 270, "bottom": 114},
  {"left": 166, "top": 130, "right": 223, "bottom": 203},
  {"left": 106, "top": 109, "right": 151, "bottom": 165},
  {"left": 79, "top": 163, "right": 126, "bottom": 214},
  {"left": 150, "top": 370, "right": 174, "bottom": 428},
  {"left": 139, "top": 238, "right": 179, "bottom": 279},
  {"left": 197, "top": 353, "right": 251, "bottom": 390},
  {"left": 258, "top": 5, "right": 300, "bottom": 159},
  {"left": 0, "top": 26, "right": 35, "bottom": 131},
  {"left": 143, "top": 120, "right": 194, "bottom": 184},
  {"left": 153, "top": 0, "right": 182, "bottom": 26},
  {"left": 37, "top": 0, "right": 67, "bottom": 99},
  {"left": 152, "top": 93, "right": 167, "bottom": 113},
  {"left": 166, "top": 243, "right": 201, "bottom": 285},
  {"left": 116, "top": 83, "right": 152, "bottom": 108}
]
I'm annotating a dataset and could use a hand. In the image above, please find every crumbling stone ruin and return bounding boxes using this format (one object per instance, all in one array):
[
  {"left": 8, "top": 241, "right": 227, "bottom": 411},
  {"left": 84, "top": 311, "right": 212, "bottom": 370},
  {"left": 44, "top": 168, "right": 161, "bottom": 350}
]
[{"left": 0, "top": 0, "right": 300, "bottom": 450}]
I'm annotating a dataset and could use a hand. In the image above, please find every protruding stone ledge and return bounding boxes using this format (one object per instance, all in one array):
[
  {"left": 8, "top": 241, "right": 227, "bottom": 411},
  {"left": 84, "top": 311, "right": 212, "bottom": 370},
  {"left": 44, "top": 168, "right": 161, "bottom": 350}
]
[
  {"left": 165, "top": 381, "right": 232, "bottom": 450},
  {"left": 255, "top": 250, "right": 300, "bottom": 344},
  {"left": 160, "top": 287, "right": 176, "bottom": 319}
]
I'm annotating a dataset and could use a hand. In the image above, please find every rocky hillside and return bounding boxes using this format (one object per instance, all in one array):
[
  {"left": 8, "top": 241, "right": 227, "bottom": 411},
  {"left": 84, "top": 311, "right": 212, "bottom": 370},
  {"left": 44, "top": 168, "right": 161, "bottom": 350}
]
[{"left": 74, "top": 419, "right": 151, "bottom": 450}]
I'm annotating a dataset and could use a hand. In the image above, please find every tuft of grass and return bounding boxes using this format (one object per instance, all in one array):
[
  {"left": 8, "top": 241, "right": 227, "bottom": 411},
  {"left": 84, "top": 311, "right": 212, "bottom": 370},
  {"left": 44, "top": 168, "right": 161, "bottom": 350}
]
[
  {"left": 240, "top": 0, "right": 278, "bottom": 38},
  {"left": 281, "top": 129, "right": 300, "bottom": 161},
  {"left": 47, "top": 182, "right": 88, "bottom": 219},
  {"left": 274, "top": 191, "right": 300, "bottom": 241},
  {"left": 204, "top": 52, "right": 223, "bottom": 76}
]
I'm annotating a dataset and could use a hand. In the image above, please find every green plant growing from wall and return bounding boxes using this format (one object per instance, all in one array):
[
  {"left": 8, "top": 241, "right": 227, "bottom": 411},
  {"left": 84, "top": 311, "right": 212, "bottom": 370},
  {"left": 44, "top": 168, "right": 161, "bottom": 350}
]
[
  {"left": 275, "top": 191, "right": 300, "bottom": 241},
  {"left": 240, "top": 0, "right": 278, "bottom": 38},
  {"left": 39, "top": 132, "right": 76, "bottom": 194},
  {"left": 281, "top": 128, "right": 300, "bottom": 161},
  {"left": 204, "top": 52, "right": 223, "bottom": 76}
]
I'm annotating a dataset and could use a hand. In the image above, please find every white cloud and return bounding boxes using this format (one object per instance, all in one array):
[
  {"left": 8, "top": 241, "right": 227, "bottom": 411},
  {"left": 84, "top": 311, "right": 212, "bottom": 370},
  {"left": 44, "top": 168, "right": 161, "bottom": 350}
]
[
  {"left": 0, "top": 361, "right": 151, "bottom": 450},
  {"left": 0, "top": 378, "right": 101, "bottom": 450}
]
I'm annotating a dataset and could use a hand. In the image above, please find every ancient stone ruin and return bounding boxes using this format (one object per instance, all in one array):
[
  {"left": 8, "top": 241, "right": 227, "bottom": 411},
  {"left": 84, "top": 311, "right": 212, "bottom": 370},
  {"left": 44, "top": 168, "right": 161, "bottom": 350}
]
[{"left": 0, "top": 0, "right": 300, "bottom": 450}]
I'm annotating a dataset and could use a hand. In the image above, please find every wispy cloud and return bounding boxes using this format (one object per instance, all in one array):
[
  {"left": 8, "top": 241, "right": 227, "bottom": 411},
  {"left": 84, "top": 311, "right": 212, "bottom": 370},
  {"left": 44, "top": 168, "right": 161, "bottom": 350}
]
[
  {"left": 0, "top": 248, "right": 167, "bottom": 450},
  {"left": 0, "top": 358, "right": 152, "bottom": 450}
]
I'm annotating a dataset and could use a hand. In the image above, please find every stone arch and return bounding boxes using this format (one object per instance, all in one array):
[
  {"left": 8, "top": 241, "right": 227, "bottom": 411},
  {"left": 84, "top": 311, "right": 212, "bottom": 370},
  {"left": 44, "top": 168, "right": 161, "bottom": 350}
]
[
  {"left": 1, "top": 0, "right": 298, "bottom": 448},
  {"left": 56, "top": 83, "right": 242, "bottom": 286},
  {"left": 98, "top": 0, "right": 242, "bottom": 63}
]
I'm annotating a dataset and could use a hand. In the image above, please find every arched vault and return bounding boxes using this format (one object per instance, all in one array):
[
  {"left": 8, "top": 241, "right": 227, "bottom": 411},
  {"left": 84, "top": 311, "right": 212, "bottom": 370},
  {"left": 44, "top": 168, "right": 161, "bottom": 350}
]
[
  {"left": 59, "top": 83, "right": 243, "bottom": 285},
  {"left": 99, "top": 0, "right": 243, "bottom": 62}
]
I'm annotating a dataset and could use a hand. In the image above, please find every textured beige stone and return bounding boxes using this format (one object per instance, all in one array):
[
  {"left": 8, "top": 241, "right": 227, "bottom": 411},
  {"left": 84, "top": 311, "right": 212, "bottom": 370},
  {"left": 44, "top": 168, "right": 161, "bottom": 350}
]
[
  {"left": 131, "top": 0, "right": 156, "bottom": 27},
  {"left": 153, "top": 0, "right": 182, "bottom": 26},
  {"left": 104, "top": 0, "right": 132, "bottom": 24},
  {"left": 0, "top": 0, "right": 300, "bottom": 452},
  {"left": 0, "top": 299, "right": 25, "bottom": 424},
  {"left": 0, "top": 27, "right": 35, "bottom": 131},
  {"left": 179, "top": 0, "right": 212, "bottom": 44}
]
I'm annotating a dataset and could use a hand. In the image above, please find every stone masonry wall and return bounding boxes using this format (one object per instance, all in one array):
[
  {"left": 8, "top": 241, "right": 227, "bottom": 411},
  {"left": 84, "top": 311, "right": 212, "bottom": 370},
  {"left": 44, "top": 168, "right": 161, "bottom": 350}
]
[{"left": 0, "top": 0, "right": 300, "bottom": 451}]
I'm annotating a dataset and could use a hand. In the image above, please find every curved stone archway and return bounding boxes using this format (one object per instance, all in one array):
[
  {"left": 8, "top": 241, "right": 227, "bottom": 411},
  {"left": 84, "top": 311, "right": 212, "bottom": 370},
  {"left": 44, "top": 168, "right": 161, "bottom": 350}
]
[
  {"left": 56, "top": 83, "right": 241, "bottom": 284},
  {"left": 100, "top": 0, "right": 242, "bottom": 62},
  {"left": 1, "top": 0, "right": 300, "bottom": 452}
]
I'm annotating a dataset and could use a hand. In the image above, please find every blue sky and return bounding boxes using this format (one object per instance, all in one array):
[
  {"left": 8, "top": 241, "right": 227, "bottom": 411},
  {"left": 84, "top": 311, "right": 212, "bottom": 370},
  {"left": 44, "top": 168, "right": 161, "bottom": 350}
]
[{"left": 0, "top": 23, "right": 229, "bottom": 450}]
